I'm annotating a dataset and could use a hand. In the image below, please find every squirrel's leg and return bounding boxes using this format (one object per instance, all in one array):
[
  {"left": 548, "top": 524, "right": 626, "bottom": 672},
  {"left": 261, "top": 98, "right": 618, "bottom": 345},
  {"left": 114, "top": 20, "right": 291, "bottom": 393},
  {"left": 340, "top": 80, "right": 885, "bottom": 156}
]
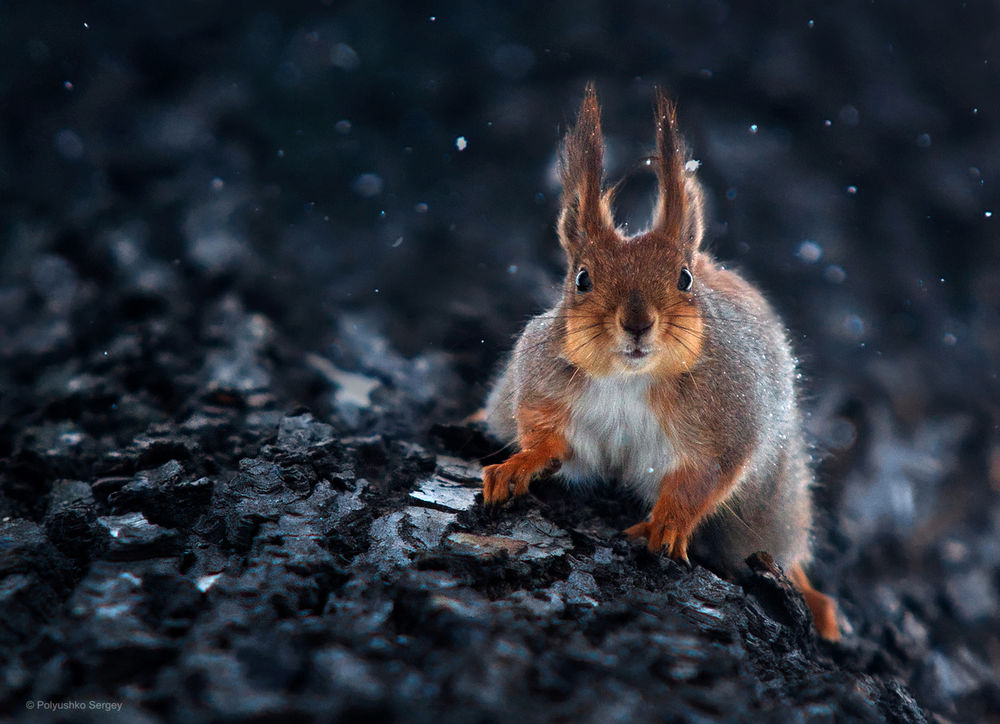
[
  {"left": 788, "top": 564, "right": 841, "bottom": 641},
  {"left": 482, "top": 404, "right": 568, "bottom": 505},
  {"left": 625, "top": 463, "right": 740, "bottom": 564},
  {"left": 463, "top": 408, "right": 487, "bottom": 424}
]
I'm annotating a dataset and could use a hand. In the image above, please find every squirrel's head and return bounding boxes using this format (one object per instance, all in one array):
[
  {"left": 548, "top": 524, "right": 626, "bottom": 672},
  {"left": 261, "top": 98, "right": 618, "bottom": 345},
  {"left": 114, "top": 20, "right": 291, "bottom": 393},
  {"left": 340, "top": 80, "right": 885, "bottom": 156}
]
[{"left": 557, "top": 84, "right": 707, "bottom": 378}]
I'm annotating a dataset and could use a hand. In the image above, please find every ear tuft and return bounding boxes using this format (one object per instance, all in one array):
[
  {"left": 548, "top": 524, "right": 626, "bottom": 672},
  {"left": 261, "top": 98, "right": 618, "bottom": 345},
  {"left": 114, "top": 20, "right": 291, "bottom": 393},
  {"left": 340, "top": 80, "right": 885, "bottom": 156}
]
[
  {"left": 651, "top": 89, "right": 704, "bottom": 251},
  {"left": 681, "top": 172, "right": 705, "bottom": 252},
  {"left": 558, "top": 83, "right": 614, "bottom": 257},
  {"left": 651, "top": 89, "right": 685, "bottom": 238}
]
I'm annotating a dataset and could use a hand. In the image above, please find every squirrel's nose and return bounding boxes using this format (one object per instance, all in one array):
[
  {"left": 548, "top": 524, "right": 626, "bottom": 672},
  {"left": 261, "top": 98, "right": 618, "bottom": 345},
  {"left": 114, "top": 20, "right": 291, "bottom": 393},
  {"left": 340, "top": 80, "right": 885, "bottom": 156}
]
[
  {"left": 622, "top": 290, "right": 654, "bottom": 339},
  {"left": 622, "top": 317, "right": 653, "bottom": 339}
]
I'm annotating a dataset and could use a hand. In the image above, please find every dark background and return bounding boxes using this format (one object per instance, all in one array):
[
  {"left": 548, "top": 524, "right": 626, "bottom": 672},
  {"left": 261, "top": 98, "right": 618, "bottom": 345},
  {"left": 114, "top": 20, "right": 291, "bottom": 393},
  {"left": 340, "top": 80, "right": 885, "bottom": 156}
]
[{"left": 2, "top": 1, "right": 999, "bottom": 720}]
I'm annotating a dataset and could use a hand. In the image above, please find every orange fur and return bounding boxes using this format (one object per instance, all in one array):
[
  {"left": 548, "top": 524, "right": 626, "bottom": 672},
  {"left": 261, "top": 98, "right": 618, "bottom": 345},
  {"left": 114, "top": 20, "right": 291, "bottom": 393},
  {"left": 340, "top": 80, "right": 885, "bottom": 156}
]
[
  {"left": 563, "top": 311, "right": 615, "bottom": 377},
  {"left": 558, "top": 82, "right": 615, "bottom": 256},
  {"left": 463, "top": 408, "right": 487, "bottom": 424},
  {"left": 482, "top": 84, "right": 840, "bottom": 643},
  {"left": 654, "top": 298, "right": 704, "bottom": 376},
  {"left": 625, "top": 458, "right": 747, "bottom": 564},
  {"left": 561, "top": 242, "right": 706, "bottom": 378},
  {"left": 789, "top": 564, "right": 841, "bottom": 641},
  {"left": 651, "top": 92, "right": 686, "bottom": 238},
  {"left": 482, "top": 404, "right": 570, "bottom": 504}
]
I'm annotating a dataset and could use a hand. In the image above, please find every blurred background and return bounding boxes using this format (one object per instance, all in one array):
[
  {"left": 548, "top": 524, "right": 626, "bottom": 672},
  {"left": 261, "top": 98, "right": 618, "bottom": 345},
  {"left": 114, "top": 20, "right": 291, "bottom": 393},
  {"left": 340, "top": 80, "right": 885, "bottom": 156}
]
[{"left": 1, "top": 0, "right": 998, "bottom": 717}]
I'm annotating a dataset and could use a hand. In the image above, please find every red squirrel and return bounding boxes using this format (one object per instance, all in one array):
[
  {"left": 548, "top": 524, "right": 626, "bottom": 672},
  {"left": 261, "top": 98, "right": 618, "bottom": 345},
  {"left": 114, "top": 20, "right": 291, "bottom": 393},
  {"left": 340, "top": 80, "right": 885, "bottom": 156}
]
[{"left": 482, "top": 84, "right": 840, "bottom": 641}]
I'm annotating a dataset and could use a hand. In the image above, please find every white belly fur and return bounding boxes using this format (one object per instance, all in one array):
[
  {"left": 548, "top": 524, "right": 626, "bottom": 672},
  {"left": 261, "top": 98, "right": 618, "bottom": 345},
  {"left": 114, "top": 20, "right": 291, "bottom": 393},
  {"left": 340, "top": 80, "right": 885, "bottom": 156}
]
[{"left": 559, "top": 375, "right": 677, "bottom": 504}]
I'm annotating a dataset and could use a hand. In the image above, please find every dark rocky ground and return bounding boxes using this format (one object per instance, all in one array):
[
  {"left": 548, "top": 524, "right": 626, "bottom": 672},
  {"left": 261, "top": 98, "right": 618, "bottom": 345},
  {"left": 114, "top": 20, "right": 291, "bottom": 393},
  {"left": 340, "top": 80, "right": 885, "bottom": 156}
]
[{"left": 2, "top": 1, "right": 999, "bottom": 721}]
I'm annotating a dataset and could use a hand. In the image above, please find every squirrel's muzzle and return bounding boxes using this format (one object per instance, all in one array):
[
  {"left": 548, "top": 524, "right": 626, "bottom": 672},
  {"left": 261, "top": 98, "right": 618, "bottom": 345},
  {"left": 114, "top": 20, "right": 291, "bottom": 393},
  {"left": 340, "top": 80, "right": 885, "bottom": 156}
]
[{"left": 621, "top": 290, "right": 654, "bottom": 340}]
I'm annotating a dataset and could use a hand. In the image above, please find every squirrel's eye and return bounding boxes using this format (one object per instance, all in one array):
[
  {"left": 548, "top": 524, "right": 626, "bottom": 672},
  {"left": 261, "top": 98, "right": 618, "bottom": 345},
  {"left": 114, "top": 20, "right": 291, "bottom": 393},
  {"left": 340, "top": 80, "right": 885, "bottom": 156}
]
[
  {"left": 575, "top": 268, "right": 593, "bottom": 293},
  {"left": 677, "top": 267, "right": 693, "bottom": 292}
]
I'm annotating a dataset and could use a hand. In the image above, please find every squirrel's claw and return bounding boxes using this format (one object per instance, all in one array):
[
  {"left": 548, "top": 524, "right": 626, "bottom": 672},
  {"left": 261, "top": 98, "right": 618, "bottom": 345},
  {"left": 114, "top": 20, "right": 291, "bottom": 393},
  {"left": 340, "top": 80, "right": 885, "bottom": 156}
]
[
  {"left": 625, "top": 520, "right": 691, "bottom": 565},
  {"left": 482, "top": 463, "right": 511, "bottom": 504},
  {"left": 482, "top": 461, "right": 531, "bottom": 505}
]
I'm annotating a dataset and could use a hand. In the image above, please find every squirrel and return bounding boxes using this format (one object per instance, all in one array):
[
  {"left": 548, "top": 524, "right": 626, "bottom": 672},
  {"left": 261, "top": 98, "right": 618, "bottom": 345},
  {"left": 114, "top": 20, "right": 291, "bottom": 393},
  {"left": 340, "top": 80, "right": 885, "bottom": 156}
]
[{"left": 481, "top": 84, "right": 840, "bottom": 641}]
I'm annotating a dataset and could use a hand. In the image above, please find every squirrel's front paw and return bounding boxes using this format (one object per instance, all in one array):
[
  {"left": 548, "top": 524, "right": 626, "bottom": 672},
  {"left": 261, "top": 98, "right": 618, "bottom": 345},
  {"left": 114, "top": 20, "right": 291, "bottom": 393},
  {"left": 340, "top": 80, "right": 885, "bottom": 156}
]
[
  {"left": 625, "top": 520, "right": 691, "bottom": 564},
  {"left": 482, "top": 460, "right": 532, "bottom": 505}
]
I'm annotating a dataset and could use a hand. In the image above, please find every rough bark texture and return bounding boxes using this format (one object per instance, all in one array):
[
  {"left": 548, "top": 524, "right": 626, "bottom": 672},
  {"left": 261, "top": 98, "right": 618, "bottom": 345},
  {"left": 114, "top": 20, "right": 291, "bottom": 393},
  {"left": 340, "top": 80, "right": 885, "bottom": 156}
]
[{"left": 2, "top": 2, "right": 998, "bottom": 722}]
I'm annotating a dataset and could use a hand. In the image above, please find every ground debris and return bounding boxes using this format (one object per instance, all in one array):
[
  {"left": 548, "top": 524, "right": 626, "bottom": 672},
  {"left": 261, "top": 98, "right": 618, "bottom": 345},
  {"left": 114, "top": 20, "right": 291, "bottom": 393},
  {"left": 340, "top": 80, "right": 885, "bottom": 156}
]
[{"left": 2, "top": 4, "right": 995, "bottom": 720}]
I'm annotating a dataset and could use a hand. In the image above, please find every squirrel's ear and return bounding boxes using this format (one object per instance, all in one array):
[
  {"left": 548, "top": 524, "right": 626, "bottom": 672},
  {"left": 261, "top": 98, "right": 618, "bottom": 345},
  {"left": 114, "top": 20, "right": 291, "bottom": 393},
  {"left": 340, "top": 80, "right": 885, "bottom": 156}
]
[
  {"left": 651, "top": 90, "right": 704, "bottom": 251},
  {"left": 558, "top": 83, "right": 614, "bottom": 258},
  {"left": 680, "top": 172, "right": 705, "bottom": 253}
]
